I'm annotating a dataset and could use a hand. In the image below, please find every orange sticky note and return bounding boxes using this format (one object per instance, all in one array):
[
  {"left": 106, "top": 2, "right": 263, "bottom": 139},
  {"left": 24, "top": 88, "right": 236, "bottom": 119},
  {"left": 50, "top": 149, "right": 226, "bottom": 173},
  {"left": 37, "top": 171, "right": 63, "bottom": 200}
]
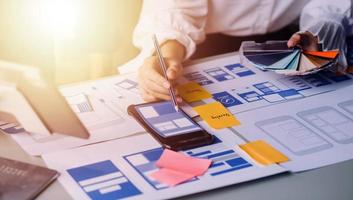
[
  {"left": 156, "top": 149, "right": 211, "bottom": 176},
  {"left": 239, "top": 140, "right": 289, "bottom": 165},
  {"left": 177, "top": 82, "right": 212, "bottom": 103},
  {"left": 193, "top": 102, "right": 241, "bottom": 129},
  {"left": 150, "top": 168, "right": 194, "bottom": 186},
  {"left": 304, "top": 50, "right": 339, "bottom": 59}
]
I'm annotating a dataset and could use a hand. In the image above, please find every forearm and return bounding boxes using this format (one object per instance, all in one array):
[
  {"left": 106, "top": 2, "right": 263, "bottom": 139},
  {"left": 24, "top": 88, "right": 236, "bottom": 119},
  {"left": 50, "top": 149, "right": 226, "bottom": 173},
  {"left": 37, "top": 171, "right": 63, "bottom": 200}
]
[
  {"left": 133, "top": 0, "right": 207, "bottom": 64},
  {"left": 299, "top": 0, "right": 350, "bottom": 69}
]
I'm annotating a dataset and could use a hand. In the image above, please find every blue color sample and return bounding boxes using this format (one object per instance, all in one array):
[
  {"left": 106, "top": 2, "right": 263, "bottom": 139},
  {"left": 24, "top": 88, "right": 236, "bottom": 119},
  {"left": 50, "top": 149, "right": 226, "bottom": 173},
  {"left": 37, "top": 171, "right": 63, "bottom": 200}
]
[
  {"left": 285, "top": 51, "right": 300, "bottom": 70},
  {"left": 246, "top": 51, "right": 293, "bottom": 66},
  {"left": 266, "top": 50, "right": 300, "bottom": 70}
]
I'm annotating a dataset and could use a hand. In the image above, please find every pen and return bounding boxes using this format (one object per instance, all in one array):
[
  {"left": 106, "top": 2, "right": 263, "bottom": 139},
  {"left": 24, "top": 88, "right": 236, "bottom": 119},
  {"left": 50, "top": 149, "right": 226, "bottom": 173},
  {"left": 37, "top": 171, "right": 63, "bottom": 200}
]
[{"left": 152, "top": 34, "right": 179, "bottom": 112}]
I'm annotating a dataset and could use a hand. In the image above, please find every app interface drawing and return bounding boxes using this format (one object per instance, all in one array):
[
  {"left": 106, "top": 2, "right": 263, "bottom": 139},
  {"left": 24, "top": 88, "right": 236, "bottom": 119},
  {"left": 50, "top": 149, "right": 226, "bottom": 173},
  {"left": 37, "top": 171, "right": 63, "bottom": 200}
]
[{"left": 136, "top": 101, "right": 202, "bottom": 137}]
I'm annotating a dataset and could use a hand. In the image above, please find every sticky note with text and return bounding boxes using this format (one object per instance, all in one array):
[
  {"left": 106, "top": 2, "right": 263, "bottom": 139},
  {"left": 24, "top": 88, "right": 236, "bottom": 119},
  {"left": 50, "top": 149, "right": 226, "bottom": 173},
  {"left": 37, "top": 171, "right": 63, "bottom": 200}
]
[
  {"left": 177, "top": 82, "right": 212, "bottom": 103},
  {"left": 193, "top": 102, "right": 241, "bottom": 129}
]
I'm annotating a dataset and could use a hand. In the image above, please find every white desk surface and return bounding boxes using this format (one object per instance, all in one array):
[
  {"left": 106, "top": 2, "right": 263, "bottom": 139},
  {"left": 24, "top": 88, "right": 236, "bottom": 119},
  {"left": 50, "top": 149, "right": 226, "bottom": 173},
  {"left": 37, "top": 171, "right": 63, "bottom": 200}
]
[{"left": 1, "top": 52, "right": 353, "bottom": 200}]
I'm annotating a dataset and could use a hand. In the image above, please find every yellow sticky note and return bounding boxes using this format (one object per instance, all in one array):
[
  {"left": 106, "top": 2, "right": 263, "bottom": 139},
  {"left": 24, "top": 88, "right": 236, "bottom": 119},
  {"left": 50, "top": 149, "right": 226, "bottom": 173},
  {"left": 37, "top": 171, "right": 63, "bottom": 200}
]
[
  {"left": 177, "top": 82, "right": 212, "bottom": 103},
  {"left": 193, "top": 102, "right": 240, "bottom": 129},
  {"left": 239, "top": 140, "right": 289, "bottom": 165}
]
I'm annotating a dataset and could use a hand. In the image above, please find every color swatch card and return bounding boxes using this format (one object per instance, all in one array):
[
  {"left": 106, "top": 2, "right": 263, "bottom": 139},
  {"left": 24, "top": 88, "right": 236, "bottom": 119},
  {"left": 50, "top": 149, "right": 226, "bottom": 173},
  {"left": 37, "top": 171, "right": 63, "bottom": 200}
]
[{"left": 240, "top": 41, "right": 339, "bottom": 75}]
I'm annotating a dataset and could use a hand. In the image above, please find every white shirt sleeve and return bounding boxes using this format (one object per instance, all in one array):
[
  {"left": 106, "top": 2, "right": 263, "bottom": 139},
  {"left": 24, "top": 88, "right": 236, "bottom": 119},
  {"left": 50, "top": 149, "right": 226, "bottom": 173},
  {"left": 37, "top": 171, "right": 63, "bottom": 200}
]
[
  {"left": 300, "top": 0, "right": 351, "bottom": 69},
  {"left": 132, "top": 0, "right": 208, "bottom": 61}
]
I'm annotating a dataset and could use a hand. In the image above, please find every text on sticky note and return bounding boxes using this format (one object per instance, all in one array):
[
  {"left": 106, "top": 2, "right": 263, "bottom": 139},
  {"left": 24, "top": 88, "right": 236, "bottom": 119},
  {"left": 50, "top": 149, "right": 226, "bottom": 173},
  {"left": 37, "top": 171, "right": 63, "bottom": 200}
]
[
  {"left": 193, "top": 102, "right": 241, "bottom": 129},
  {"left": 177, "top": 82, "right": 212, "bottom": 103}
]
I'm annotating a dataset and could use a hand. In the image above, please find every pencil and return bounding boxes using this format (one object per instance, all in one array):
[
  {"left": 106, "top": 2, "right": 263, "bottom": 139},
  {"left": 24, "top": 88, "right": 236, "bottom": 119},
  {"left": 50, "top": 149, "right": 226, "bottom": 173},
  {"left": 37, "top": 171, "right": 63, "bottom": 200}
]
[{"left": 152, "top": 34, "right": 179, "bottom": 112}]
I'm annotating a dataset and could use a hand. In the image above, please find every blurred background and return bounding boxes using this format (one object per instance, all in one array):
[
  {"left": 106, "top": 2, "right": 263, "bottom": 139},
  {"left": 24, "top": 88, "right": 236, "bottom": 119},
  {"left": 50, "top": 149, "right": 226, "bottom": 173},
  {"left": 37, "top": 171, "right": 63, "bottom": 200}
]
[{"left": 0, "top": 0, "right": 142, "bottom": 84}]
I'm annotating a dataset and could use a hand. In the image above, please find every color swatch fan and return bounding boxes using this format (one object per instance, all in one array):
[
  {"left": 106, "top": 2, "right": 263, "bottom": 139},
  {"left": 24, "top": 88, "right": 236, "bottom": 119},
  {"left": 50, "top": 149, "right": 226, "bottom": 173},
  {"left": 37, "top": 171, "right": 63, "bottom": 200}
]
[{"left": 240, "top": 41, "right": 339, "bottom": 75}]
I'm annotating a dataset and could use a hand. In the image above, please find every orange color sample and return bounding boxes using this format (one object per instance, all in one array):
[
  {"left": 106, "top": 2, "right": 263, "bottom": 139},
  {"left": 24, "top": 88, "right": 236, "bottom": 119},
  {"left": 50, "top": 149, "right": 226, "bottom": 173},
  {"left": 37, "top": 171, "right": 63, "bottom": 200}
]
[{"left": 304, "top": 50, "right": 339, "bottom": 59}]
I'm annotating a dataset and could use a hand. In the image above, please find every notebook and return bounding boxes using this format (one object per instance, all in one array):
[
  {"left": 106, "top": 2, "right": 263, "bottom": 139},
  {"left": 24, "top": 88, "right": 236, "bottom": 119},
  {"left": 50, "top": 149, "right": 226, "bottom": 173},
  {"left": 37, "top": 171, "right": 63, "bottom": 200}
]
[{"left": 0, "top": 157, "right": 59, "bottom": 200}]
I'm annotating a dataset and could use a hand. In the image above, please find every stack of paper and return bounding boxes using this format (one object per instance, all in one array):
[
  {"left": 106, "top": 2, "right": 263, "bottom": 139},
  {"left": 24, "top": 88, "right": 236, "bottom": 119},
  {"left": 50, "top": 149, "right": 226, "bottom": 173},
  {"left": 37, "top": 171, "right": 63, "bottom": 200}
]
[
  {"left": 41, "top": 51, "right": 353, "bottom": 200},
  {"left": 240, "top": 41, "right": 339, "bottom": 75},
  {"left": 5, "top": 73, "right": 146, "bottom": 156}
]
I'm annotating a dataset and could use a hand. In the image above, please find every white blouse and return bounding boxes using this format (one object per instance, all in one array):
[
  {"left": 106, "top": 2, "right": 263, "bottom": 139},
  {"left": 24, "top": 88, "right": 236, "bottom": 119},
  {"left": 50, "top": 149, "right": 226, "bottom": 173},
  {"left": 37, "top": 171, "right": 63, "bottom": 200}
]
[
  {"left": 300, "top": 0, "right": 351, "bottom": 69},
  {"left": 119, "top": 0, "right": 350, "bottom": 73}
]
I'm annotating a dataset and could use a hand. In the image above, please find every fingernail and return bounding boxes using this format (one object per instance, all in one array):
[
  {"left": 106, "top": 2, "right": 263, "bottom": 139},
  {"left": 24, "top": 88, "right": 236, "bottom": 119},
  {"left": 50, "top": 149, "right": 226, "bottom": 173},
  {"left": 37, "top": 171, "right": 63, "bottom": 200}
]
[
  {"left": 177, "top": 97, "right": 183, "bottom": 103},
  {"left": 163, "top": 81, "right": 170, "bottom": 88}
]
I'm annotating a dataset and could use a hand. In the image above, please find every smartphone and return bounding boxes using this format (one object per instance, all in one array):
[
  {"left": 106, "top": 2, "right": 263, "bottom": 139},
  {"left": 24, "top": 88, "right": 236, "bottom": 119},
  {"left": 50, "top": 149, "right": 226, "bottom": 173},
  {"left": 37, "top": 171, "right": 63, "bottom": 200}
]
[{"left": 127, "top": 101, "right": 213, "bottom": 151}]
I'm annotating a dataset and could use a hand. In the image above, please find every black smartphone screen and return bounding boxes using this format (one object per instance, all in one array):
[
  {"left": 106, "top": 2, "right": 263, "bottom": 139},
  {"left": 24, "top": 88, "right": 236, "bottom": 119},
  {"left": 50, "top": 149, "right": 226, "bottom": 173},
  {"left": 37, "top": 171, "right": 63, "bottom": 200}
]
[
  {"left": 128, "top": 101, "right": 213, "bottom": 150},
  {"left": 135, "top": 101, "right": 202, "bottom": 137}
]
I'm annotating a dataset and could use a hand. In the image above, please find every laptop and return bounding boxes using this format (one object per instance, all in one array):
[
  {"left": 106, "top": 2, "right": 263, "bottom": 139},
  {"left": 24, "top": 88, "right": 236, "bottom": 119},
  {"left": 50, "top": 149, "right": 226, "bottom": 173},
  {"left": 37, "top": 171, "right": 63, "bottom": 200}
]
[{"left": 0, "top": 60, "right": 90, "bottom": 139}]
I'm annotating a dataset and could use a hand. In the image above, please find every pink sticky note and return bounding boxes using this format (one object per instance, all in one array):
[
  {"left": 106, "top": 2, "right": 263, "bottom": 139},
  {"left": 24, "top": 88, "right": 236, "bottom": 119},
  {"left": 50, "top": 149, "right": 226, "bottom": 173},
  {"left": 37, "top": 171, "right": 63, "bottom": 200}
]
[
  {"left": 150, "top": 168, "right": 194, "bottom": 187},
  {"left": 156, "top": 149, "right": 212, "bottom": 176}
]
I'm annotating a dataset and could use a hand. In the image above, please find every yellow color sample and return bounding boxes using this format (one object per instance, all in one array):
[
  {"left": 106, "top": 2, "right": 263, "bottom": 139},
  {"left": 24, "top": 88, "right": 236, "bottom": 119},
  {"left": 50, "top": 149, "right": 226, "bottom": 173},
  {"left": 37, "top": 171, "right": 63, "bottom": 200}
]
[
  {"left": 177, "top": 82, "right": 212, "bottom": 103},
  {"left": 239, "top": 140, "right": 289, "bottom": 165},
  {"left": 193, "top": 102, "right": 240, "bottom": 129}
]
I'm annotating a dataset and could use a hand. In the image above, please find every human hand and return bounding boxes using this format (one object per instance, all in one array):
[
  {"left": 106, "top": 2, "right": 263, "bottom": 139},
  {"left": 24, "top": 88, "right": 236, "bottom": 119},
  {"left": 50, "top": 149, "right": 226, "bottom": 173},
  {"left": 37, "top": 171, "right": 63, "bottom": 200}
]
[
  {"left": 284, "top": 31, "right": 322, "bottom": 76},
  {"left": 287, "top": 31, "right": 319, "bottom": 51},
  {"left": 138, "top": 55, "right": 183, "bottom": 102}
]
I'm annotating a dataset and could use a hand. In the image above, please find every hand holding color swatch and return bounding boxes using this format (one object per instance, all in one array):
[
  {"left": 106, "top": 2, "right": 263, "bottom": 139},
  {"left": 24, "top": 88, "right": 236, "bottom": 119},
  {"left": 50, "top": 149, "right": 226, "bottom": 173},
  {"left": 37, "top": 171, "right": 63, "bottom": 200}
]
[{"left": 240, "top": 41, "right": 339, "bottom": 75}]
